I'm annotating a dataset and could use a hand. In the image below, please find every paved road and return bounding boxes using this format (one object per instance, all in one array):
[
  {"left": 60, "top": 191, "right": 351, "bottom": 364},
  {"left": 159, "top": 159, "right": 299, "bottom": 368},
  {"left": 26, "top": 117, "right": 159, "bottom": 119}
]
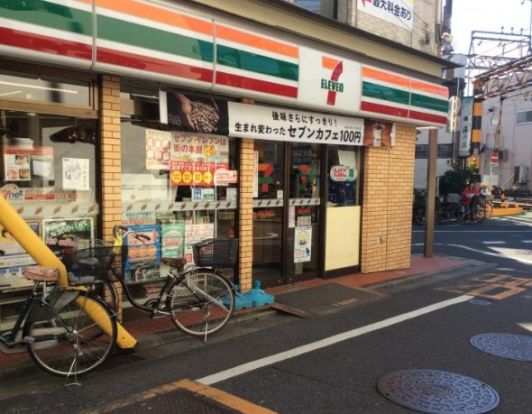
[
  {"left": 412, "top": 211, "right": 532, "bottom": 275},
  {"left": 1, "top": 213, "right": 531, "bottom": 413}
]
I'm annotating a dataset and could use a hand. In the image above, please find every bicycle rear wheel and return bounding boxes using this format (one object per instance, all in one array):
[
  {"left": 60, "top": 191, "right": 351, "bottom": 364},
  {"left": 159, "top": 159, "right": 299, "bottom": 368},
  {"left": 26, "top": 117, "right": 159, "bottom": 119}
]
[
  {"left": 168, "top": 270, "right": 234, "bottom": 337},
  {"left": 24, "top": 290, "right": 116, "bottom": 377},
  {"left": 472, "top": 203, "right": 486, "bottom": 222}
]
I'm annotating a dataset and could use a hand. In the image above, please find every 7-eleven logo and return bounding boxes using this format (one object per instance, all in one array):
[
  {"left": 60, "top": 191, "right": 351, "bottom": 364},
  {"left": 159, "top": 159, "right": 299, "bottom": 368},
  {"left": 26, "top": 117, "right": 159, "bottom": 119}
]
[{"left": 321, "top": 56, "right": 344, "bottom": 106}]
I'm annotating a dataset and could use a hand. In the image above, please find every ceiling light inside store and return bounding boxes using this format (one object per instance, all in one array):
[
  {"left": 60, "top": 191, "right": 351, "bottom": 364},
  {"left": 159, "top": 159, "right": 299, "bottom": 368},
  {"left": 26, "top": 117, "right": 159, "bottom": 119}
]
[
  {"left": 0, "top": 80, "right": 79, "bottom": 94},
  {"left": 0, "top": 90, "right": 22, "bottom": 97}
]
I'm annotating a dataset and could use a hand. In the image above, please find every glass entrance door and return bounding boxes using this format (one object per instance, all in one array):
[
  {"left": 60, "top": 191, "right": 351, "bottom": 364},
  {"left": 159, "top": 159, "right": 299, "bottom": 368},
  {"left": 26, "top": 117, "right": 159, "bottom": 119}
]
[
  {"left": 252, "top": 141, "right": 323, "bottom": 288},
  {"left": 285, "top": 143, "right": 321, "bottom": 282},
  {"left": 252, "top": 141, "right": 284, "bottom": 287}
]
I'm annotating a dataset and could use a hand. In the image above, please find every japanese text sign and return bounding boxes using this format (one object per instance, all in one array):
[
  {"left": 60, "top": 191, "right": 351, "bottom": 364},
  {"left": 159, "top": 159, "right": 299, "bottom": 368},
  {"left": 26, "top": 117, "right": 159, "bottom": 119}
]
[
  {"left": 228, "top": 102, "right": 364, "bottom": 146},
  {"left": 170, "top": 134, "right": 229, "bottom": 186},
  {"left": 357, "top": 0, "right": 414, "bottom": 30}
]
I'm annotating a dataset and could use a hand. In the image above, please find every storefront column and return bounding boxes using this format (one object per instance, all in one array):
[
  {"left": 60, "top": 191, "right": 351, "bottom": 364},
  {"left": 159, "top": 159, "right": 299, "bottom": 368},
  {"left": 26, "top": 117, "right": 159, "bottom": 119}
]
[
  {"left": 99, "top": 75, "right": 122, "bottom": 241},
  {"left": 238, "top": 138, "right": 254, "bottom": 291},
  {"left": 361, "top": 123, "right": 416, "bottom": 272}
]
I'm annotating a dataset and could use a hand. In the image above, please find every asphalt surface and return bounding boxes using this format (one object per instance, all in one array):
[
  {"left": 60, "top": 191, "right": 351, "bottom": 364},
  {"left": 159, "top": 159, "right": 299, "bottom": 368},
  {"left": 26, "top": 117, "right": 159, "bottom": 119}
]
[
  {"left": 412, "top": 211, "right": 532, "bottom": 276},
  {"left": 0, "top": 213, "right": 531, "bottom": 413}
]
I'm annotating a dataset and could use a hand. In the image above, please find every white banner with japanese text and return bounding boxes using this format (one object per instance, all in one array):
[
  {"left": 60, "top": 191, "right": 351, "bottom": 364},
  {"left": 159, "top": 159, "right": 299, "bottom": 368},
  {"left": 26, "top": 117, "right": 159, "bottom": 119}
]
[
  {"left": 357, "top": 0, "right": 414, "bottom": 30},
  {"left": 458, "top": 97, "right": 473, "bottom": 157},
  {"left": 228, "top": 102, "right": 364, "bottom": 146}
]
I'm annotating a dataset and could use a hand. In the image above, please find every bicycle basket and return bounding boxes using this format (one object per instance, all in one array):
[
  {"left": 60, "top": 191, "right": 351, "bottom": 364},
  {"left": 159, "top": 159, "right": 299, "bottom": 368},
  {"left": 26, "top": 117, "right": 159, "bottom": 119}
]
[
  {"left": 64, "top": 244, "right": 122, "bottom": 284},
  {"left": 192, "top": 238, "right": 238, "bottom": 267}
]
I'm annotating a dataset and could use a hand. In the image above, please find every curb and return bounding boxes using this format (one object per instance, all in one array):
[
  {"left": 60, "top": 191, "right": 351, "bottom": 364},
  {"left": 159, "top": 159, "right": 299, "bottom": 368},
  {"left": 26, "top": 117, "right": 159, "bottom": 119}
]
[
  {"left": 0, "top": 306, "right": 279, "bottom": 381},
  {"left": 136, "top": 307, "right": 278, "bottom": 351}
]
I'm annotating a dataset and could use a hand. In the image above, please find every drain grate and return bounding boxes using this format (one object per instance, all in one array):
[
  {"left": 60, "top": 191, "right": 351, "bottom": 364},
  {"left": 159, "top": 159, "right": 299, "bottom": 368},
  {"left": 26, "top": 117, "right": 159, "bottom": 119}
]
[
  {"left": 471, "top": 333, "right": 532, "bottom": 362},
  {"left": 377, "top": 369, "right": 500, "bottom": 414}
]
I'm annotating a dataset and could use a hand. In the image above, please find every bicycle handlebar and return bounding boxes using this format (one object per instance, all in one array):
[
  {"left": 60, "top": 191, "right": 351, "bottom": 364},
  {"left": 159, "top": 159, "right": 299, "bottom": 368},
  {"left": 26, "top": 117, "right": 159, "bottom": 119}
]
[
  {"left": 135, "top": 233, "right": 151, "bottom": 242},
  {"left": 112, "top": 225, "right": 152, "bottom": 243}
]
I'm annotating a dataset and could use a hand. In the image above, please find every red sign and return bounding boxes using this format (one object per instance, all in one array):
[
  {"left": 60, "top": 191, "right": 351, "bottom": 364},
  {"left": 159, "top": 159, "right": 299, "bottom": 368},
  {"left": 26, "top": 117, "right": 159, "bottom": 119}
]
[
  {"left": 330, "top": 165, "right": 356, "bottom": 182},
  {"left": 490, "top": 152, "right": 499, "bottom": 166}
]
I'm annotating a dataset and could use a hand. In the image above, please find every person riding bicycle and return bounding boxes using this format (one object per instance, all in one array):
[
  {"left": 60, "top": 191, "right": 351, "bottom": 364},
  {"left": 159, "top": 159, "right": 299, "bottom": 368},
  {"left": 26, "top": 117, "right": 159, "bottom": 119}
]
[{"left": 462, "top": 181, "right": 479, "bottom": 221}]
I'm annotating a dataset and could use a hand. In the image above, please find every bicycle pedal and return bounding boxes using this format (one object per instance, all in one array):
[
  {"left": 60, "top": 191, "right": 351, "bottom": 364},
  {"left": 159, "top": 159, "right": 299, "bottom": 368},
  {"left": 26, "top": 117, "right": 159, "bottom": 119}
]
[{"left": 23, "top": 336, "right": 35, "bottom": 344}]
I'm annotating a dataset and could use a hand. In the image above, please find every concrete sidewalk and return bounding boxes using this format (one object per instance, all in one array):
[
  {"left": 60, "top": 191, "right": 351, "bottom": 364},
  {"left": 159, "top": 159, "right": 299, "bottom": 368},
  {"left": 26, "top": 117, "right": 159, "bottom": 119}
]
[{"left": 0, "top": 254, "right": 474, "bottom": 373}]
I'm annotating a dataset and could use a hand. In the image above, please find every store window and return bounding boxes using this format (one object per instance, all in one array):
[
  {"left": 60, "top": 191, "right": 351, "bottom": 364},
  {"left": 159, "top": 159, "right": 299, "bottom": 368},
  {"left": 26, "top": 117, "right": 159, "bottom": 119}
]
[
  {"left": 0, "top": 70, "right": 94, "bottom": 108},
  {"left": 120, "top": 83, "right": 238, "bottom": 284},
  {"left": 327, "top": 145, "right": 361, "bottom": 206},
  {"left": 0, "top": 110, "right": 99, "bottom": 289},
  {"left": 324, "top": 144, "right": 362, "bottom": 274}
]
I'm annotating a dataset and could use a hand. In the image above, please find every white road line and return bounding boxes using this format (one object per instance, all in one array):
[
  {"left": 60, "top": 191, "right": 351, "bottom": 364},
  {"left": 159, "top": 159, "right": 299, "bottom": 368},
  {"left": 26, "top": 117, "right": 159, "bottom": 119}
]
[
  {"left": 445, "top": 243, "right": 532, "bottom": 265},
  {"left": 412, "top": 242, "right": 532, "bottom": 265},
  {"left": 524, "top": 241, "right": 532, "bottom": 244},
  {"left": 196, "top": 295, "right": 472, "bottom": 386},
  {"left": 482, "top": 241, "right": 506, "bottom": 245}
]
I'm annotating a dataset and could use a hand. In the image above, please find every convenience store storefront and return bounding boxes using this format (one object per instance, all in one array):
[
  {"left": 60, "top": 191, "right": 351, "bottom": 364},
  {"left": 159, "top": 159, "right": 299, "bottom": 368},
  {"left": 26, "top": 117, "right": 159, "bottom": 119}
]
[{"left": 0, "top": 0, "right": 448, "bottom": 294}]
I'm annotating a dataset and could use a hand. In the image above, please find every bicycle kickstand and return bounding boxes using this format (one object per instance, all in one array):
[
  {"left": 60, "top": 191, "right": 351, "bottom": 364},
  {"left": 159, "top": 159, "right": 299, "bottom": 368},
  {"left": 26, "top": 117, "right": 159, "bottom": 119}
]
[{"left": 65, "top": 355, "right": 81, "bottom": 387}]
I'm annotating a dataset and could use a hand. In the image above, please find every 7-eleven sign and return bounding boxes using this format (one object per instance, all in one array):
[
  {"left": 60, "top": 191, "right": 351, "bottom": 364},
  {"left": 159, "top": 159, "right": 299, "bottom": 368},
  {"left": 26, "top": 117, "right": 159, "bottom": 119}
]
[
  {"left": 321, "top": 56, "right": 344, "bottom": 106},
  {"left": 298, "top": 47, "right": 361, "bottom": 114}
]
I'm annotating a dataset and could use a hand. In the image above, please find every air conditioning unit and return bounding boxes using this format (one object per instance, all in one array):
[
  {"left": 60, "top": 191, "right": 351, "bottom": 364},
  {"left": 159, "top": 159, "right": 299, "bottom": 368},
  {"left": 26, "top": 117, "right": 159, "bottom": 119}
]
[{"left": 515, "top": 165, "right": 530, "bottom": 184}]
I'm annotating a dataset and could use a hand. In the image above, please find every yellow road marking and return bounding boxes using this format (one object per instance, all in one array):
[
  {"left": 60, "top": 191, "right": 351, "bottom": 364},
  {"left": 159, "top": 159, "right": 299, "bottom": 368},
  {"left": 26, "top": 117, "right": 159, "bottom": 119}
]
[
  {"left": 438, "top": 274, "right": 532, "bottom": 301},
  {"left": 466, "top": 284, "right": 526, "bottom": 300},
  {"left": 82, "top": 379, "right": 276, "bottom": 414}
]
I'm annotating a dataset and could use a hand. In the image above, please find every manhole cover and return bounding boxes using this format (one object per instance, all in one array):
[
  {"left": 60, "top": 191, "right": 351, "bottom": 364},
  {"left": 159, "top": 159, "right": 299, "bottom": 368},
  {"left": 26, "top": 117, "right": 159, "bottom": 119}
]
[
  {"left": 468, "top": 299, "right": 492, "bottom": 306},
  {"left": 471, "top": 333, "right": 532, "bottom": 362},
  {"left": 377, "top": 369, "right": 500, "bottom": 414}
]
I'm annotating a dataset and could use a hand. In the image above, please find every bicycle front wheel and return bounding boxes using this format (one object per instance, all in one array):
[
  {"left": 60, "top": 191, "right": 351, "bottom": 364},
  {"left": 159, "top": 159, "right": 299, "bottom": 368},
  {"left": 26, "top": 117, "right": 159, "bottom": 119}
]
[
  {"left": 168, "top": 271, "right": 234, "bottom": 337},
  {"left": 24, "top": 290, "right": 116, "bottom": 377},
  {"left": 483, "top": 203, "right": 493, "bottom": 221}
]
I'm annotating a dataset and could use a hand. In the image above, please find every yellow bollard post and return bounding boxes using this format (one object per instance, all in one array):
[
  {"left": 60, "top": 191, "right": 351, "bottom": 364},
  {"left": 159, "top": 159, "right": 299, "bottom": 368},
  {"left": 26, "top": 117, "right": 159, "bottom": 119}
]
[{"left": 0, "top": 194, "right": 136, "bottom": 349}]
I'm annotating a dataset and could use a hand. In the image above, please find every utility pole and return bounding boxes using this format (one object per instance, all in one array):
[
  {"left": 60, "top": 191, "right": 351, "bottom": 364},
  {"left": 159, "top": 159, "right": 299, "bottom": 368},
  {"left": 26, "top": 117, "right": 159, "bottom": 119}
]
[
  {"left": 424, "top": 128, "right": 438, "bottom": 258},
  {"left": 442, "top": 0, "right": 453, "bottom": 35}
]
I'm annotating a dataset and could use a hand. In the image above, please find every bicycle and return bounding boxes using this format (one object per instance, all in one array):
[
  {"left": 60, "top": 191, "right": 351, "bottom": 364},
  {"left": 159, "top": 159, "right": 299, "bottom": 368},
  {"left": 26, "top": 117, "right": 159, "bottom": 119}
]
[
  {"left": 0, "top": 249, "right": 117, "bottom": 379},
  {"left": 445, "top": 194, "right": 493, "bottom": 223},
  {"left": 94, "top": 226, "right": 237, "bottom": 341}
]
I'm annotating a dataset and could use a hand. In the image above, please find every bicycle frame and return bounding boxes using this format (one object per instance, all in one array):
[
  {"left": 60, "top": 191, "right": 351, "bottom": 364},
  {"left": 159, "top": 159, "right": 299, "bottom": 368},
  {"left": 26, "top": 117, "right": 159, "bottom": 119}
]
[
  {"left": 110, "top": 264, "right": 230, "bottom": 316},
  {"left": 112, "top": 267, "right": 180, "bottom": 315},
  {"left": 0, "top": 283, "right": 78, "bottom": 347},
  {"left": 0, "top": 284, "right": 39, "bottom": 346}
]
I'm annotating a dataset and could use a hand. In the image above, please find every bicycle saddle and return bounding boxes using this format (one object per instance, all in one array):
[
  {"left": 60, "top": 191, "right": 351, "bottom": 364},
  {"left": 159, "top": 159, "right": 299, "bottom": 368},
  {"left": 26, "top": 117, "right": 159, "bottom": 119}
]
[{"left": 161, "top": 257, "right": 187, "bottom": 268}]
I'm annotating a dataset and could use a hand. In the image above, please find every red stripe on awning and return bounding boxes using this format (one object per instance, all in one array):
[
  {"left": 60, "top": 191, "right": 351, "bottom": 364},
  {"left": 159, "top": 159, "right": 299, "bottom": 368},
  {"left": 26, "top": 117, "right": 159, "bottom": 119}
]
[
  {"left": 408, "top": 110, "right": 448, "bottom": 125},
  {"left": 216, "top": 72, "right": 298, "bottom": 98},
  {"left": 0, "top": 27, "right": 92, "bottom": 60},
  {"left": 360, "top": 101, "right": 409, "bottom": 118},
  {"left": 97, "top": 48, "right": 213, "bottom": 82}
]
